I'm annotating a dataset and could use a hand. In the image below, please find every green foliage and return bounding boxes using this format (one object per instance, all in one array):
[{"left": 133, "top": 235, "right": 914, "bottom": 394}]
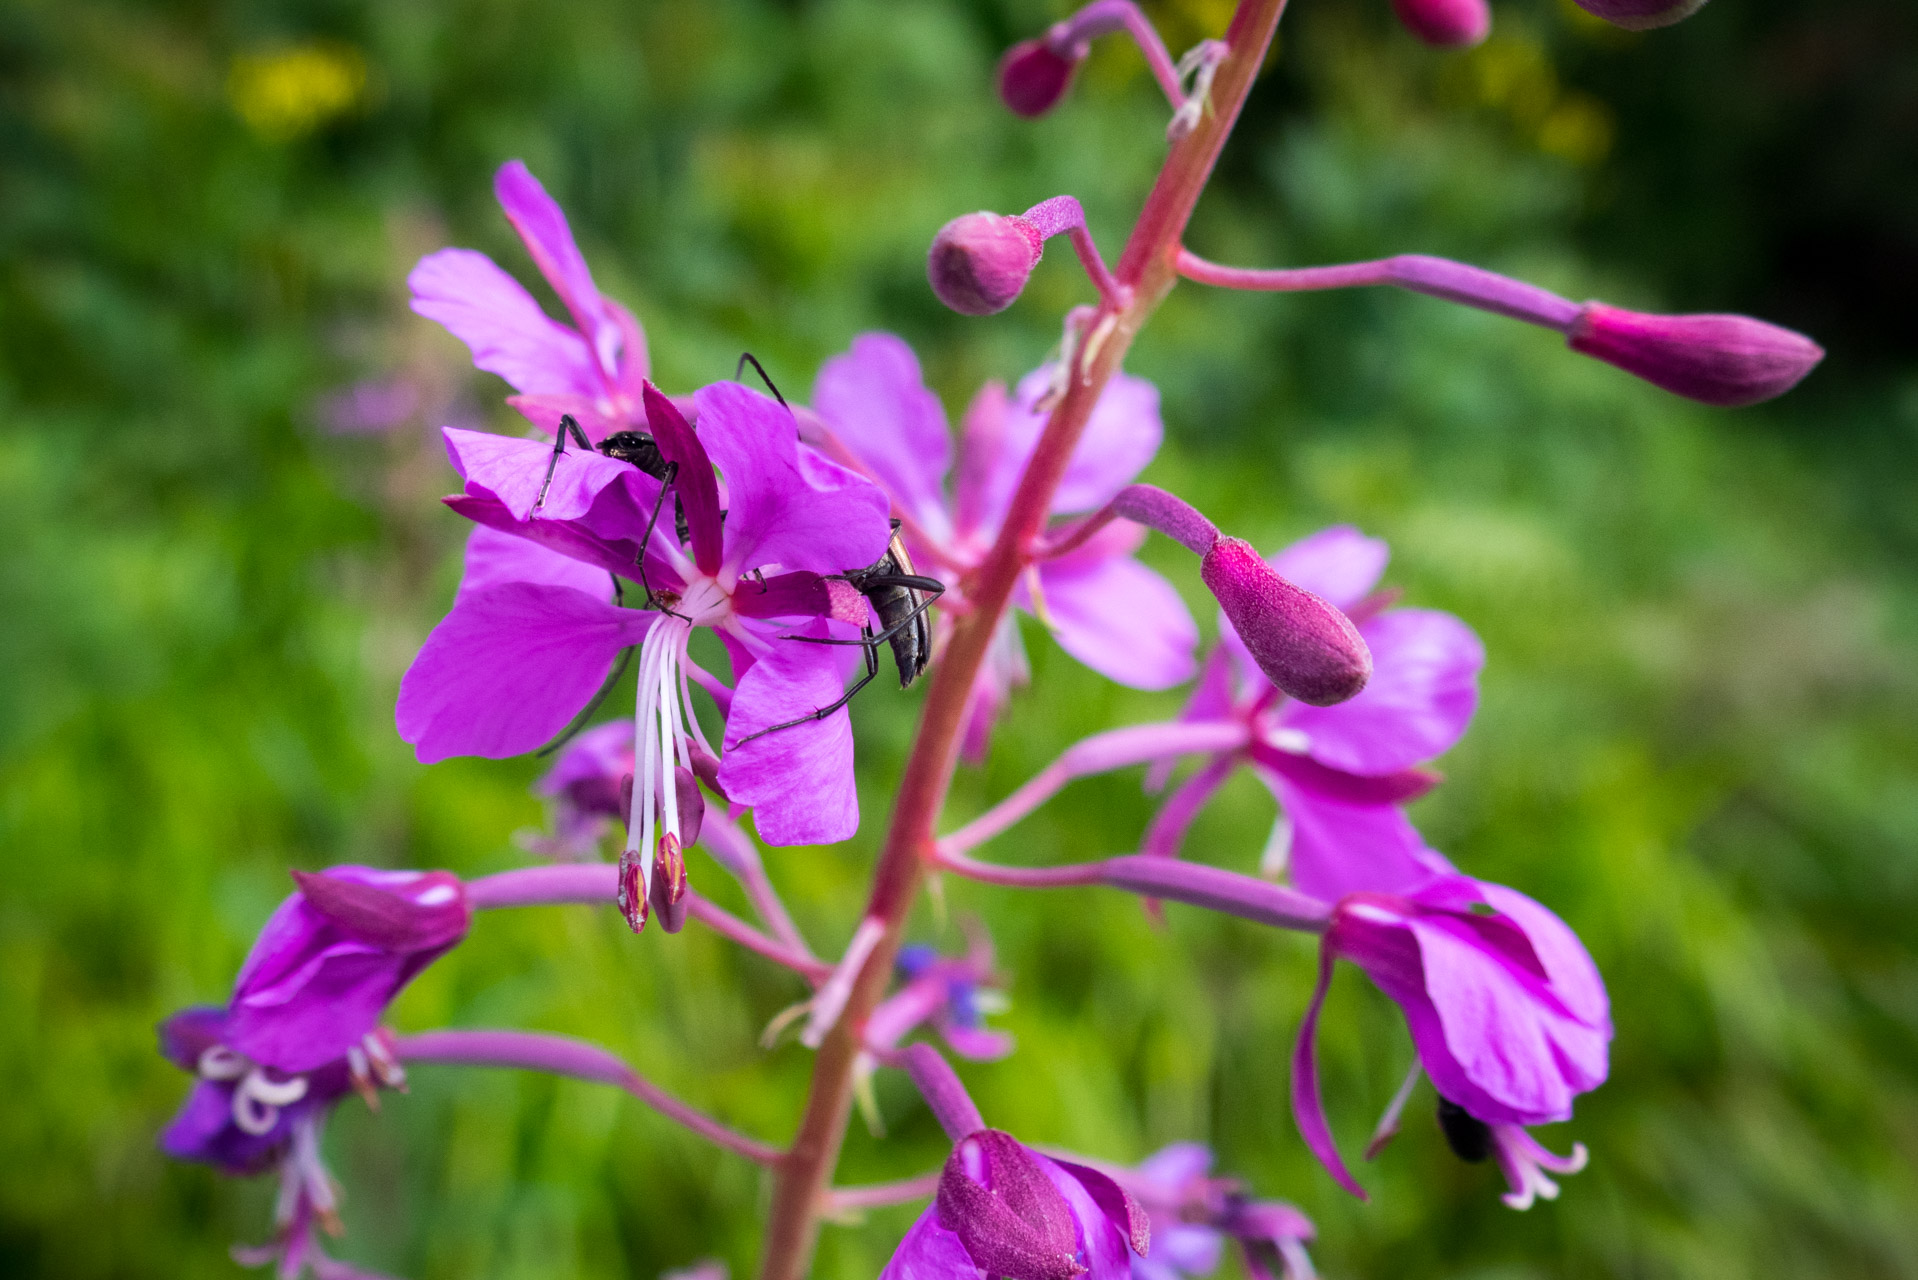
[{"left": 1, "top": 1, "right": 1913, "bottom": 1277}]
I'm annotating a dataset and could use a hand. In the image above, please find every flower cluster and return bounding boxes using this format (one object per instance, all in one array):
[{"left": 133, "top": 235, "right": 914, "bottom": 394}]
[{"left": 157, "top": 1, "right": 1820, "bottom": 1277}]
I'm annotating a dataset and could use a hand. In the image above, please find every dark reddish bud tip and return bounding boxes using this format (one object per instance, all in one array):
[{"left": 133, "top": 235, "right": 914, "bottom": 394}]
[
  {"left": 936, "top": 1131, "right": 1084, "bottom": 1280},
  {"left": 1201, "top": 537, "right": 1371, "bottom": 706},
  {"left": 1571, "top": 0, "right": 1708, "bottom": 30},
  {"left": 1390, "top": 0, "right": 1490, "bottom": 46},
  {"left": 616, "top": 847, "right": 648, "bottom": 934},
  {"left": 928, "top": 212, "right": 1043, "bottom": 316},
  {"left": 650, "top": 833, "right": 688, "bottom": 934},
  {"left": 1566, "top": 302, "right": 1823, "bottom": 407},
  {"left": 997, "top": 38, "right": 1080, "bottom": 117}
]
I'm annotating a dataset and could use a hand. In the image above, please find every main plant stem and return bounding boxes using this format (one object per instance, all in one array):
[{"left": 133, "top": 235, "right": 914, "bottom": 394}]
[{"left": 754, "top": 3, "right": 1288, "bottom": 1273}]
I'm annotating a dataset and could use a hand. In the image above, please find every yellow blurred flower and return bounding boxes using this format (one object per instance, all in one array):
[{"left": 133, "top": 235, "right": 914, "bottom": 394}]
[{"left": 229, "top": 42, "right": 366, "bottom": 141}]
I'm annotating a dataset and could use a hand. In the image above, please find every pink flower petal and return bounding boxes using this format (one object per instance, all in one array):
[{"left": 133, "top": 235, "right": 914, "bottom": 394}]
[
  {"left": 1269, "top": 526, "right": 1390, "bottom": 613},
  {"left": 494, "top": 160, "right": 620, "bottom": 377},
  {"left": 397, "top": 582, "right": 655, "bottom": 762},
  {"left": 407, "top": 247, "right": 597, "bottom": 397},
  {"left": 1270, "top": 774, "right": 1447, "bottom": 901},
  {"left": 971, "top": 367, "right": 1165, "bottom": 534},
  {"left": 443, "top": 426, "right": 634, "bottom": 522},
  {"left": 457, "top": 524, "right": 611, "bottom": 602},
  {"left": 813, "top": 333, "right": 954, "bottom": 540},
  {"left": 1033, "top": 549, "right": 1198, "bottom": 691},
  {"left": 1291, "top": 947, "right": 1369, "bottom": 1198},
  {"left": 717, "top": 624, "right": 859, "bottom": 846},
  {"left": 1283, "top": 608, "right": 1482, "bottom": 775}
]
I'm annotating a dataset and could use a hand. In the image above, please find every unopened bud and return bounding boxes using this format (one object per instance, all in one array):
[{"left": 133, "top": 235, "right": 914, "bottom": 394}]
[
  {"left": 1566, "top": 302, "right": 1823, "bottom": 407},
  {"left": 936, "top": 1131, "right": 1081, "bottom": 1279},
  {"left": 997, "top": 38, "right": 1080, "bottom": 117},
  {"left": 1570, "top": 0, "right": 1708, "bottom": 30},
  {"left": 928, "top": 212, "right": 1043, "bottom": 316},
  {"left": 673, "top": 766, "right": 706, "bottom": 847},
  {"left": 1390, "top": 0, "right": 1490, "bottom": 46},
  {"left": 1201, "top": 537, "right": 1371, "bottom": 706},
  {"left": 650, "top": 833, "right": 688, "bottom": 934},
  {"left": 616, "top": 846, "right": 648, "bottom": 933}
]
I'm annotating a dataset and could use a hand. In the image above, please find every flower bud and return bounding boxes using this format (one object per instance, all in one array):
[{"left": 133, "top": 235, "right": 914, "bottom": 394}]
[
  {"left": 1390, "top": 0, "right": 1491, "bottom": 46},
  {"left": 616, "top": 846, "right": 648, "bottom": 933},
  {"left": 928, "top": 212, "right": 1043, "bottom": 316},
  {"left": 997, "top": 38, "right": 1080, "bottom": 117},
  {"left": 1566, "top": 302, "right": 1823, "bottom": 407},
  {"left": 1570, "top": 0, "right": 1708, "bottom": 30},
  {"left": 936, "top": 1131, "right": 1082, "bottom": 1280},
  {"left": 1201, "top": 537, "right": 1371, "bottom": 706},
  {"left": 650, "top": 832, "right": 688, "bottom": 934}
]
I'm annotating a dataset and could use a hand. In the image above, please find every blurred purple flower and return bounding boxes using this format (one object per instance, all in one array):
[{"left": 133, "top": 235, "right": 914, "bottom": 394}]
[
  {"left": 867, "top": 936, "right": 1013, "bottom": 1064},
  {"left": 397, "top": 380, "right": 891, "bottom": 848},
  {"left": 409, "top": 160, "right": 651, "bottom": 439},
  {"left": 1292, "top": 873, "right": 1611, "bottom": 1198},
  {"left": 811, "top": 332, "right": 1197, "bottom": 759},
  {"left": 883, "top": 1129, "right": 1150, "bottom": 1280},
  {"left": 1121, "top": 1144, "right": 1316, "bottom": 1280},
  {"left": 520, "top": 720, "right": 636, "bottom": 859},
  {"left": 1138, "top": 526, "right": 1480, "bottom": 898}
]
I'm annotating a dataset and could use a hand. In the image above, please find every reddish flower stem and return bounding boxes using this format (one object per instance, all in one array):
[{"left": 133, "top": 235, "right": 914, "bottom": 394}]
[{"left": 754, "top": 2, "right": 1291, "bottom": 1274}]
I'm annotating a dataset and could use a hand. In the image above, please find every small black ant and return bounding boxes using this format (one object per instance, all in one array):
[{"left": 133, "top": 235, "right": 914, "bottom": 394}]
[{"left": 736, "top": 519, "right": 945, "bottom": 745}]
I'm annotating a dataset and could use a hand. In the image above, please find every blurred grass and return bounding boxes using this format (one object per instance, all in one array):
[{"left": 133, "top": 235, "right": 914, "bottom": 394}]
[{"left": 1, "top": 0, "right": 1915, "bottom": 1277}]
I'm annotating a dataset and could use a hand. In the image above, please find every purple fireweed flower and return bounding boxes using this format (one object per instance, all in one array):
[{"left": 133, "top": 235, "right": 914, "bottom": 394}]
[
  {"left": 396, "top": 380, "right": 890, "bottom": 855},
  {"left": 409, "top": 160, "right": 651, "bottom": 439},
  {"left": 884, "top": 1129, "right": 1151, "bottom": 1280},
  {"left": 1122, "top": 1144, "right": 1316, "bottom": 1280},
  {"left": 810, "top": 332, "right": 1197, "bottom": 759},
  {"left": 868, "top": 939, "right": 1013, "bottom": 1063},
  {"left": 1292, "top": 871, "right": 1611, "bottom": 1199},
  {"left": 1572, "top": 0, "right": 1707, "bottom": 29},
  {"left": 1136, "top": 526, "right": 1480, "bottom": 900},
  {"left": 521, "top": 719, "right": 636, "bottom": 859}
]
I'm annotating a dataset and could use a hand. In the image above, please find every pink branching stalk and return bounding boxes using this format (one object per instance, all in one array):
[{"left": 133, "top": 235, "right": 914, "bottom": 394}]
[{"left": 154, "top": 1, "right": 1813, "bottom": 1277}]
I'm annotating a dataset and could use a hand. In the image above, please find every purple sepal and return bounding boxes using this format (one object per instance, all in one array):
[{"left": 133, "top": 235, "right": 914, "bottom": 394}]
[
  {"left": 288, "top": 869, "right": 470, "bottom": 952},
  {"left": 1390, "top": 0, "right": 1490, "bottom": 46},
  {"left": 1566, "top": 301, "right": 1822, "bottom": 407},
  {"left": 1201, "top": 537, "right": 1371, "bottom": 706},
  {"left": 929, "top": 213, "right": 1043, "bottom": 316},
  {"left": 1570, "top": 0, "right": 1708, "bottom": 29},
  {"left": 1051, "top": 1161, "right": 1151, "bottom": 1257},
  {"left": 936, "top": 1131, "right": 1086, "bottom": 1280},
  {"left": 158, "top": 1005, "right": 227, "bottom": 1072}
]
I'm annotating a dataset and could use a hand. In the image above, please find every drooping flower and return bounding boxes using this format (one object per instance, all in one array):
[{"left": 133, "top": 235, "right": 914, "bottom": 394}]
[
  {"left": 883, "top": 1129, "right": 1151, "bottom": 1280},
  {"left": 810, "top": 332, "right": 1197, "bottom": 759},
  {"left": 396, "top": 379, "right": 891, "bottom": 854},
  {"left": 1121, "top": 1144, "right": 1316, "bottom": 1280},
  {"left": 1291, "top": 872, "right": 1611, "bottom": 1198},
  {"left": 1135, "top": 525, "right": 1480, "bottom": 899},
  {"left": 1430, "top": 1096, "right": 1592, "bottom": 1210},
  {"left": 159, "top": 866, "right": 466, "bottom": 1279},
  {"left": 409, "top": 159, "right": 650, "bottom": 438}
]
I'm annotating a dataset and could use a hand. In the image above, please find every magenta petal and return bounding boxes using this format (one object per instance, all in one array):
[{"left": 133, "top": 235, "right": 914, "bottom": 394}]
[
  {"left": 812, "top": 333, "right": 955, "bottom": 540},
  {"left": 458, "top": 524, "right": 610, "bottom": 602},
  {"left": 397, "top": 582, "right": 655, "bottom": 763},
  {"left": 1269, "top": 526, "right": 1390, "bottom": 613},
  {"left": 1042, "top": 1156, "right": 1141, "bottom": 1279},
  {"left": 1034, "top": 548, "right": 1198, "bottom": 691},
  {"left": 1052, "top": 1160, "right": 1152, "bottom": 1258},
  {"left": 696, "top": 381, "right": 892, "bottom": 578},
  {"left": 880, "top": 1202, "right": 985, "bottom": 1280},
  {"left": 507, "top": 393, "right": 622, "bottom": 442},
  {"left": 407, "top": 247, "right": 597, "bottom": 396},
  {"left": 1284, "top": 608, "right": 1482, "bottom": 775},
  {"left": 1292, "top": 947, "right": 1369, "bottom": 1198},
  {"left": 494, "top": 160, "right": 619, "bottom": 374},
  {"left": 973, "top": 368, "right": 1165, "bottom": 534},
  {"left": 717, "top": 626, "right": 858, "bottom": 846},
  {"left": 1271, "top": 774, "right": 1446, "bottom": 901},
  {"left": 732, "top": 572, "right": 870, "bottom": 626},
  {"left": 1474, "top": 883, "right": 1611, "bottom": 1034},
  {"left": 644, "top": 384, "right": 724, "bottom": 575},
  {"left": 442, "top": 426, "right": 632, "bottom": 522}
]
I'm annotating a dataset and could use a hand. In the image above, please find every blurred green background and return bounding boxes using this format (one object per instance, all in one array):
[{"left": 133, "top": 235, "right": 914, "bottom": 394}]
[{"left": 3, "top": 0, "right": 1915, "bottom": 1276}]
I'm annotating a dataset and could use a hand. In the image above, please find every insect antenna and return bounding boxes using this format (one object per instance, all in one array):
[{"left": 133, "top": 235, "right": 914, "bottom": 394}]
[{"left": 735, "top": 352, "right": 789, "bottom": 410}]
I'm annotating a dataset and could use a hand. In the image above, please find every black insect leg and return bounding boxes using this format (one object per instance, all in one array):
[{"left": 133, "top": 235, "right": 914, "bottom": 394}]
[
  {"left": 779, "top": 578, "right": 944, "bottom": 650},
  {"left": 535, "top": 414, "right": 595, "bottom": 512},
  {"left": 733, "top": 630, "right": 882, "bottom": 746},
  {"left": 631, "top": 460, "right": 692, "bottom": 621},
  {"left": 734, "top": 353, "right": 789, "bottom": 409}
]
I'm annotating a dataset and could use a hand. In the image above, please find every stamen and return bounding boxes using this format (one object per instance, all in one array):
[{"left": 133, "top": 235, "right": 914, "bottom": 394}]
[
  {"left": 244, "top": 1069, "right": 311, "bottom": 1107},
  {"left": 197, "top": 1044, "right": 249, "bottom": 1081}
]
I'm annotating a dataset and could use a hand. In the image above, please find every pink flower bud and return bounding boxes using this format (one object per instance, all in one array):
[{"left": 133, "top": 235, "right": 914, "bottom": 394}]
[
  {"left": 928, "top": 212, "right": 1043, "bottom": 316},
  {"left": 650, "top": 832, "right": 688, "bottom": 934},
  {"left": 1566, "top": 302, "right": 1823, "bottom": 407},
  {"left": 1201, "top": 537, "right": 1371, "bottom": 707},
  {"left": 1390, "top": 0, "right": 1491, "bottom": 46},
  {"left": 997, "top": 38, "right": 1081, "bottom": 117},
  {"left": 1570, "top": 0, "right": 1709, "bottom": 30}
]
